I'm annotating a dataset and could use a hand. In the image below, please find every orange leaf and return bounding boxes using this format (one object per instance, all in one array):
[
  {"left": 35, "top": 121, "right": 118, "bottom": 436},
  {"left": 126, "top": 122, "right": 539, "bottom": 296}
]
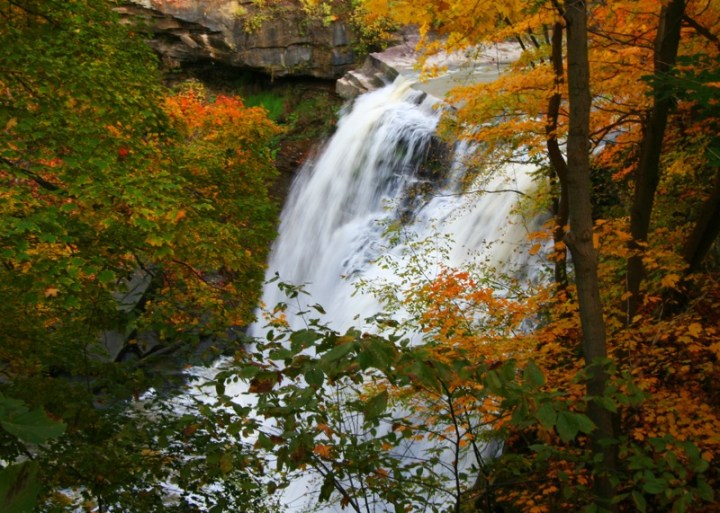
[{"left": 313, "top": 444, "right": 333, "bottom": 459}]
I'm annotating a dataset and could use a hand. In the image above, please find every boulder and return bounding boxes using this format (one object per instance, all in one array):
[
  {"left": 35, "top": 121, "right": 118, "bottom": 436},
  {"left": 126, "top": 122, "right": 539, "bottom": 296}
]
[{"left": 119, "top": 0, "right": 357, "bottom": 79}]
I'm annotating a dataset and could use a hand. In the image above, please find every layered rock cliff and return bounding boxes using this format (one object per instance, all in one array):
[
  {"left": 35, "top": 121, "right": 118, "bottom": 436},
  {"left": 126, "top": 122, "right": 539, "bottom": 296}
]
[{"left": 119, "top": 0, "right": 356, "bottom": 79}]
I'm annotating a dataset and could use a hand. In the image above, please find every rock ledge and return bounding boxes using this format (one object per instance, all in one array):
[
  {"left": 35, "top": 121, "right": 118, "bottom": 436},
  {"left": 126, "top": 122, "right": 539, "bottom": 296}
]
[{"left": 121, "top": 0, "right": 356, "bottom": 79}]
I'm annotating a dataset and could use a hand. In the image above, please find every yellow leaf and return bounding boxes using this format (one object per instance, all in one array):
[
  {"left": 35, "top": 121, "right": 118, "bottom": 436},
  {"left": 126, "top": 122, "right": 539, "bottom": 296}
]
[
  {"left": 146, "top": 234, "right": 164, "bottom": 247},
  {"left": 660, "top": 273, "right": 680, "bottom": 289},
  {"left": 5, "top": 117, "right": 17, "bottom": 131},
  {"left": 709, "top": 342, "right": 720, "bottom": 358},
  {"left": 44, "top": 287, "right": 60, "bottom": 297},
  {"left": 687, "top": 322, "right": 703, "bottom": 338}
]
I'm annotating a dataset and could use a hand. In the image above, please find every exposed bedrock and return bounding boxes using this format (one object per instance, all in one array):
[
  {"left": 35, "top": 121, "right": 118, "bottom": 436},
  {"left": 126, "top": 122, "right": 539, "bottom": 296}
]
[{"left": 120, "top": 0, "right": 357, "bottom": 79}]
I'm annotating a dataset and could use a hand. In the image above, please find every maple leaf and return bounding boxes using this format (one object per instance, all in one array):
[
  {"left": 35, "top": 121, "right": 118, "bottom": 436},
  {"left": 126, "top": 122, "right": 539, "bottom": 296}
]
[{"left": 312, "top": 444, "right": 333, "bottom": 460}]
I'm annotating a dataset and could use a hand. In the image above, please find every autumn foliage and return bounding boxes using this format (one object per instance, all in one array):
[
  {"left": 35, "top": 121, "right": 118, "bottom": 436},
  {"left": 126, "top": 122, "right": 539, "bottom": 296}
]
[
  {"left": 0, "top": 1, "right": 279, "bottom": 510},
  {"left": 209, "top": 1, "right": 720, "bottom": 512},
  {"left": 349, "top": 0, "right": 720, "bottom": 511},
  {"left": 2, "top": 0, "right": 720, "bottom": 511}
]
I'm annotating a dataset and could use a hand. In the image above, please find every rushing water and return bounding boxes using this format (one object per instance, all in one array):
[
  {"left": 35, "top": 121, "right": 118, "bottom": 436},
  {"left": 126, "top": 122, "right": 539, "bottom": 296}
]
[
  {"left": 225, "top": 76, "right": 544, "bottom": 511},
  {"left": 251, "top": 77, "right": 539, "bottom": 338}
]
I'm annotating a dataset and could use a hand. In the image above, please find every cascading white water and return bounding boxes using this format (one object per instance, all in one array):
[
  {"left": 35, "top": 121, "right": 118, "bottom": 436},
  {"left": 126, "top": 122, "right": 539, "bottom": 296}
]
[
  {"left": 251, "top": 76, "right": 540, "bottom": 337},
  {"left": 235, "top": 77, "right": 544, "bottom": 512},
  {"left": 251, "top": 78, "right": 439, "bottom": 334}
]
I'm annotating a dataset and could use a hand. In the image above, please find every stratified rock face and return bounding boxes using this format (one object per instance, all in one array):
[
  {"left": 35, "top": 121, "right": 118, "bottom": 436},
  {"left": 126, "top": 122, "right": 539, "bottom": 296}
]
[{"left": 120, "top": 0, "right": 356, "bottom": 79}]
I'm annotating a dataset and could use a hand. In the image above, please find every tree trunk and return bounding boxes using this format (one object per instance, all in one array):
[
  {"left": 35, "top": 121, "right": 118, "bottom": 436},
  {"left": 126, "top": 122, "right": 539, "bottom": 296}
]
[
  {"left": 545, "top": 21, "right": 569, "bottom": 290},
  {"left": 625, "top": 0, "right": 686, "bottom": 322},
  {"left": 563, "top": 1, "right": 617, "bottom": 509},
  {"left": 660, "top": 172, "right": 720, "bottom": 316},
  {"left": 682, "top": 172, "right": 720, "bottom": 276}
]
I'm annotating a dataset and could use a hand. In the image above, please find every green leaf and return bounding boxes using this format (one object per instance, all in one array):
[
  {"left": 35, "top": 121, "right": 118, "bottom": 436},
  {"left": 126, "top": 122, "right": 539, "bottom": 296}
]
[
  {"left": 696, "top": 479, "right": 714, "bottom": 502},
  {"left": 556, "top": 411, "right": 579, "bottom": 443},
  {"left": 363, "top": 390, "right": 389, "bottom": 421},
  {"left": 632, "top": 490, "right": 647, "bottom": 512},
  {"left": 310, "top": 303, "right": 326, "bottom": 314},
  {"left": 320, "top": 340, "right": 355, "bottom": 364},
  {"left": 97, "top": 269, "right": 116, "bottom": 284},
  {"left": 256, "top": 433, "right": 274, "bottom": 451},
  {"left": 499, "top": 360, "right": 517, "bottom": 382},
  {"left": 485, "top": 370, "right": 503, "bottom": 392},
  {"left": 358, "top": 337, "right": 396, "bottom": 371},
  {"left": 1, "top": 408, "right": 66, "bottom": 445},
  {"left": 290, "top": 329, "right": 320, "bottom": 352},
  {"left": 642, "top": 476, "right": 665, "bottom": 494},
  {"left": 0, "top": 394, "right": 26, "bottom": 417},
  {"left": 219, "top": 452, "right": 234, "bottom": 474},
  {"left": 237, "top": 365, "right": 261, "bottom": 380},
  {"left": 574, "top": 412, "right": 595, "bottom": 434},
  {"left": 215, "top": 379, "right": 226, "bottom": 397},
  {"left": 595, "top": 395, "right": 618, "bottom": 413},
  {"left": 536, "top": 402, "right": 557, "bottom": 430},
  {"left": 268, "top": 346, "right": 294, "bottom": 360},
  {"left": 524, "top": 360, "right": 545, "bottom": 387},
  {"left": 304, "top": 367, "right": 324, "bottom": 388},
  {"left": 405, "top": 357, "right": 437, "bottom": 390},
  {"left": 319, "top": 473, "right": 334, "bottom": 503},
  {"left": 0, "top": 461, "right": 41, "bottom": 513}
]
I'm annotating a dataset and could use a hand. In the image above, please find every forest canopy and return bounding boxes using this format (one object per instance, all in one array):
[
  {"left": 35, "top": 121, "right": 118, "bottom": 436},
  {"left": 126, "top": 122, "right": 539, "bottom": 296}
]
[{"left": 1, "top": 0, "right": 720, "bottom": 512}]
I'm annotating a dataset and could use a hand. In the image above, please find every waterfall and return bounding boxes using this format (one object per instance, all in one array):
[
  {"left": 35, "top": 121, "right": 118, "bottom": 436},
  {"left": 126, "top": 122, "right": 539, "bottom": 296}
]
[
  {"left": 251, "top": 76, "right": 539, "bottom": 337},
  {"left": 233, "top": 76, "right": 543, "bottom": 511}
]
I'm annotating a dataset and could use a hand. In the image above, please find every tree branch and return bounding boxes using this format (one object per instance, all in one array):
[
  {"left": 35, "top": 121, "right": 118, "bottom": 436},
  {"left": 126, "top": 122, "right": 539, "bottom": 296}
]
[
  {"left": 683, "top": 14, "right": 720, "bottom": 50},
  {"left": 429, "top": 188, "right": 527, "bottom": 199},
  {"left": 0, "top": 156, "right": 62, "bottom": 192}
]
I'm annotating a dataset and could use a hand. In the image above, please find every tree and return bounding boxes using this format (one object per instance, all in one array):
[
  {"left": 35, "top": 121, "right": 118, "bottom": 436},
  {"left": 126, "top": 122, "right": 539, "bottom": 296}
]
[
  {"left": 358, "top": 0, "right": 620, "bottom": 506},
  {"left": 560, "top": 1, "right": 616, "bottom": 509},
  {"left": 1, "top": 1, "right": 279, "bottom": 509},
  {"left": 626, "top": 0, "right": 687, "bottom": 321}
]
